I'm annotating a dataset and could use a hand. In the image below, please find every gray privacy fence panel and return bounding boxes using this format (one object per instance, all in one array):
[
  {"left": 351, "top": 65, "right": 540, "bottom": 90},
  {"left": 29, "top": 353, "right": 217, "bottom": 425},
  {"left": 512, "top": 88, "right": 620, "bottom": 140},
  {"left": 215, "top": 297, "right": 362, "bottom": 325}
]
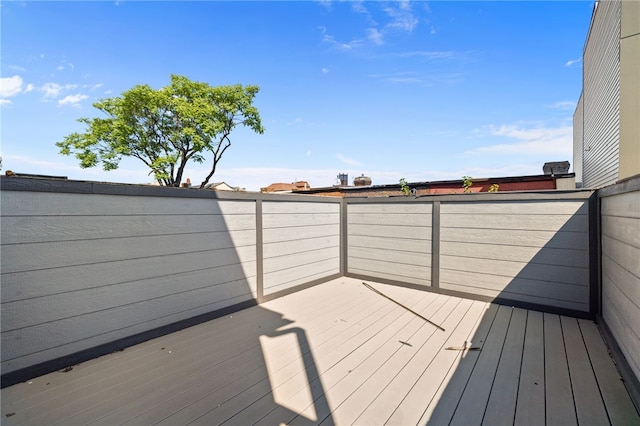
[
  {"left": 347, "top": 202, "right": 433, "bottom": 286},
  {"left": 600, "top": 182, "right": 640, "bottom": 381},
  {"left": 261, "top": 201, "right": 341, "bottom": 295},
  {"left": 1, "top": 188, "right": 257, "bottom": 374},
  {"left": 439, "top": 199, "right": 591, "bottom": 312}
]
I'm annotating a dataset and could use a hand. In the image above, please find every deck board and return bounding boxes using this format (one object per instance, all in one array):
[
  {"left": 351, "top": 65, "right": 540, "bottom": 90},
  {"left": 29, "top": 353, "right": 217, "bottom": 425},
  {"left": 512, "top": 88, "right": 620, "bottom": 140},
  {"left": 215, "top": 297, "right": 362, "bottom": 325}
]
[
  {"left": 513, "top": 310, "right": 546, "bottom": 426},
  {"left": 482, "top": 307, "right": 528, "bottom": 426},
  {"left": 544, "top": 313, "right": 578, "bottom": 425},
  {"left": 1, "top": 277, "right": 638, "bottom": 426}
]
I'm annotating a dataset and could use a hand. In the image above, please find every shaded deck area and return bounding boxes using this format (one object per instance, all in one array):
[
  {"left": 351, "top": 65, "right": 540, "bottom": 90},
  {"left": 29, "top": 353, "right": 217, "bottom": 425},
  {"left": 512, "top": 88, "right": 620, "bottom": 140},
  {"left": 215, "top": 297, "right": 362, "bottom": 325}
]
[{"left": 2, "top": 277, "right": 638, "bottom": 425}]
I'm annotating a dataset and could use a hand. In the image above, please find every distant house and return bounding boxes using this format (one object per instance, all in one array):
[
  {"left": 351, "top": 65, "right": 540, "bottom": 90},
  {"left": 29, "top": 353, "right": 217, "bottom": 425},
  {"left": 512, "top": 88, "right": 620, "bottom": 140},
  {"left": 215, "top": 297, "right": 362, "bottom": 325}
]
[
  {"left": 205, "top": 182, "right": 244, "bottom": 192},
  {"left": 573, "top": 0, "right": 640, "bottom": 188},
  {"left": 261, "top": 181, "right": 310, "bottom": 193}
]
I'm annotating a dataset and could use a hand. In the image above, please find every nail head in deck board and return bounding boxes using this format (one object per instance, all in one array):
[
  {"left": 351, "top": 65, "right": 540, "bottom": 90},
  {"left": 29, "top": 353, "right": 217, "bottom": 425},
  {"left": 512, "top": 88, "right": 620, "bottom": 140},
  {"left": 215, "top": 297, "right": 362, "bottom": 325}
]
[{"left": 514, "top": 310, "right": 546, "bottom": 426}]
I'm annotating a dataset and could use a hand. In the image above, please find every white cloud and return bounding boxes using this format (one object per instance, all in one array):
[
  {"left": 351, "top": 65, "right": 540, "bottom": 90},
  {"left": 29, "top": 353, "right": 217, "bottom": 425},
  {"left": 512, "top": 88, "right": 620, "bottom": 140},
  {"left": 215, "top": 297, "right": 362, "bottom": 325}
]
[
  {"left": 25, "top": 83, "right": 35, "bottom": 93},
  {"left": 337, "top": 154, "right": 362, "bottom": 166},
  {"left": 322, "top": 32, "right": 362, "bottom": 51},
  {"left": 383, "top": 1, "right": 418, "bottom": 32},
  {"left": 287, "top": 117, "right": 303, "bottom": 126},
  {"left": 57, "top": 65, "right": 65, "bottom": 71},
  {"left": 468, "top": 123, "right": 573, "bottom": 157},
  {"left": 58, "top": 93, "right": 88, "bottom": 107},
  {"left": 0, "top": 75, "right": 24, "bottom": 98},
  {"left": 399, "top": 50, "right": 457, "bottom": 60},
  {"left": 546, "top": 101, "right": 577, "bottom": 110},
  {"left": 40, "top": 82, "right": 79, "bottom": 100},
  {"left": 0, "top": 99, "right": 13, "bottom": 106},
  {"left": 367, "top": 27, "right": 384, "bottom": 45},
  {"left": 40, "top": 82, "right": 63, "bottom": 99},
  {"left": 321, "top": 67, "right": 330, "bottom": 74},
  {"left": 565, "top": 57, "right": 581, "bottom": 67}
]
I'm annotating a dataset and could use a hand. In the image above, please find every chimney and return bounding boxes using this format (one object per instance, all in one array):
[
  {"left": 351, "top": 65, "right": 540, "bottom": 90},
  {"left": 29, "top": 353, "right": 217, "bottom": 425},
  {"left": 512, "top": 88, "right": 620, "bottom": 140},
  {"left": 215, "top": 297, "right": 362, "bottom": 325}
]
[
  {"left": 337, "top": 173, "right": 348, "bottom": 186},
  {"left": 543, "top": 161, "right": 570, "bottom": 176}
]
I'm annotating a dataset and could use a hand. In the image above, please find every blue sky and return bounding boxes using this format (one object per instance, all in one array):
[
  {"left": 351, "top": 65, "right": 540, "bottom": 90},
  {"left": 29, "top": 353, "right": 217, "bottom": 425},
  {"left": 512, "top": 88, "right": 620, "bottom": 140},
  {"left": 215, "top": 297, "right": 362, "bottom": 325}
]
[{"left": 1, "top": 1, "right": 594, "bottom": 191}]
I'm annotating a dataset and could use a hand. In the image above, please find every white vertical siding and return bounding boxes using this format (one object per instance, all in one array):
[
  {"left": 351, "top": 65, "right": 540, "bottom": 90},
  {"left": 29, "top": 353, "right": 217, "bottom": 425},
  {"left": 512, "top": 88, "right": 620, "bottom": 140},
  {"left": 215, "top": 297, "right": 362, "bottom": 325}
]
[
  {"left": 601, "top": 188, "right": 640, "bottom": 381},
  {"left": 262, "top": 201, "right": 340, "bottom": 295},
  {"left": 573, "top": 93, "right": 584, "bottom": 186},
  {"left": 582, "top": 0, "right": 621, "bottom": 188},
  {"left": 1, "top": 190, "right": 257, "bottom": 374},
  {"left": 439, "top": 200, "right": 590, "bottom": 312},
  {"left": 347, "top": 203, "right": 432, "bottom": 286}
]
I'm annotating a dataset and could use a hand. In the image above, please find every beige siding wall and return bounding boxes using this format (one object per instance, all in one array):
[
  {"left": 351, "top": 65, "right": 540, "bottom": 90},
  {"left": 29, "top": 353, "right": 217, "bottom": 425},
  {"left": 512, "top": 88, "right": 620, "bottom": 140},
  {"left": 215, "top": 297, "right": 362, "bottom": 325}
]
[
  {"left": 582, "top": 0, "right": 621, "bottom": 188},
  {"left": 574, "top": 93, "right": 584, "bottom": 186},
  {"left": 439, "top": 200, "right": 590, "bottom": 312},
  {"left": 262, "top": 201, "right": 340, "bottom": 295},
  {"left": 347, "top": 202, "right": 432, "bottom": 286},
  {"left": 601, "top": 186, "right": 640, "bottom": 381},
  {"left": 619, "top": 0, "right": 640, "bottom": 181},
  {"left": 1, "top": 189, "right": 258, "bottom": 374}
]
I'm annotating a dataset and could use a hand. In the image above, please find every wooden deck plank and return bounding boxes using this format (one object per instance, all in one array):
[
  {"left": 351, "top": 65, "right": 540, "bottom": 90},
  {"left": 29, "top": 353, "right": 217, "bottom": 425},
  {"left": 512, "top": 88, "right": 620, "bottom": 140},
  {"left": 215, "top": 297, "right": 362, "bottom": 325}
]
[
  {"left": 253, "top": 292, "right": 448, "bottom": 426},
  {"left": 561, "top": 316, "right": 610, "bottom": 425},
  {"left": 354, "top": 298, "right": 477, "bottom": 425},
  {"left": 222, "top": 289, "right": 442, "bottom": 426},
  {"left": 385, "top": 300, "right": 489, "bottom": 425},
  {"left": 448, "top": 305, "right": 513, "bottom": 425},
  {"left": 513, "top": 310, "right": 546, "bottom": 426},
  {"left": 124, "top": 284, "right": 401, "bottom": 425},
  {"left": 578, "top": 319, "right": 640, "bottom": 425},
  {"left": 5, "top": 279, "right": 381, "bottom": 426},
  {"left": 151, "top": 284, "right": 431, "bottom": 425},
  {"left": 77, "top": 283, "right": 381, "bottom": 425},
  {"left": 421, "top": 303, "right": 499, "bottom": 425},
  {"left": 3, "top": 279, "right": 360, "bottom": 411},
  {"left": 319, "top": 297, "right": 463, "bottom": 425},
  {"left": 482, "top": 307, "right": 528, "bottom": 425},
  {"left": 1, "top": 277, "right": 638, "bottom": 426},
  {"left": 544, "top": 313, "right": 577, "bottom": 425}
]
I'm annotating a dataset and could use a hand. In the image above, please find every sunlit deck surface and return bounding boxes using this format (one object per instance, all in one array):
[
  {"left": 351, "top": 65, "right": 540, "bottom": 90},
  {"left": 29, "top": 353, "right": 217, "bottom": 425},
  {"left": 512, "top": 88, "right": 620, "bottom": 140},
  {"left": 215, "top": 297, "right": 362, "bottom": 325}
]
[{"left": 2, "top": 277, "right": 638, "bottom": 425}]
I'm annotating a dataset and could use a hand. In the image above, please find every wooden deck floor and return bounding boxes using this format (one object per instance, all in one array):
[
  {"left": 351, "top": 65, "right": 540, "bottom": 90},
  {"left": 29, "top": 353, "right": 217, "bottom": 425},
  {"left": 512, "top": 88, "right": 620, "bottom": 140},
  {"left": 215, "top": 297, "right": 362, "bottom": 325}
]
[{"left": 2, "top": 277, "right": 638, "bottom": 425}]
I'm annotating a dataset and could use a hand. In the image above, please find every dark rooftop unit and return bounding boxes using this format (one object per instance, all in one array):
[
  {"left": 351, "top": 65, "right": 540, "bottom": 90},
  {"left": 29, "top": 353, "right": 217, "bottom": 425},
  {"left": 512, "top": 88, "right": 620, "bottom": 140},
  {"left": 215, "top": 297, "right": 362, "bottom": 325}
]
[{"left": 543, "top": 161, "right": 571, "bottom": 176}]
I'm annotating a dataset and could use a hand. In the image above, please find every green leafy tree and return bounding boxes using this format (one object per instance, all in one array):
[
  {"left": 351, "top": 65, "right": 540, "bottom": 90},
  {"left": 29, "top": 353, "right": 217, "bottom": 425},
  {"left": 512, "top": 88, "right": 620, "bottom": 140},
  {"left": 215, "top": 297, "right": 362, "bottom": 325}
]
[
  {"left": 399, "top": 178, "right": 411, "bottom": 195},
  {"left": 462, "top": 175, "right": 473, "bottom": 193},
  {"left": 57, "top": 75, "right": 264, "bottom": 188}
]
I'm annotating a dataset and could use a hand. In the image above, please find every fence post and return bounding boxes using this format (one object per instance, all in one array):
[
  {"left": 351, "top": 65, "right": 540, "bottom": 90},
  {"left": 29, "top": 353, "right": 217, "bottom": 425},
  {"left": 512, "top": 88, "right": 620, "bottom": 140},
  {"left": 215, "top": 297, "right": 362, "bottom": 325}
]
[
  {"left": 431, "top": 201, "right": 440, "bottom": 289},
  {"left": 255, "top": 198, "right": 264, "bottom": 303}
]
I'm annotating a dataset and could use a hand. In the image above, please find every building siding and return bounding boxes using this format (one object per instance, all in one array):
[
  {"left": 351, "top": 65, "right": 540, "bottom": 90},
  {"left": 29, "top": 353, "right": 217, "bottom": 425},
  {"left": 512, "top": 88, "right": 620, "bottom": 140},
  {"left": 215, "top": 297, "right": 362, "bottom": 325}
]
[
  {"left": 582, "top": 0, "right": 621, "bottom": 188},
  {"left": 574, "top": 93, "right": 584, "bottom": 186}
]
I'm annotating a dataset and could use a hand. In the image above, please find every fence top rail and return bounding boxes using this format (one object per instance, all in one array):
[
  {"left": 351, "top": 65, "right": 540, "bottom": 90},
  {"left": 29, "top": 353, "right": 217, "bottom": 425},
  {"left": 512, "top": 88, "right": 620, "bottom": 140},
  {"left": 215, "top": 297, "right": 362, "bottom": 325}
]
[
  {"left": 0, "top": 176, "right": 342, "bottom": 204},
  {"left": 345, "top": 190, "right": 594, "bottom": 204},
  {"left": 597, "top": 174, "right": 640, "bottom": 198}
]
